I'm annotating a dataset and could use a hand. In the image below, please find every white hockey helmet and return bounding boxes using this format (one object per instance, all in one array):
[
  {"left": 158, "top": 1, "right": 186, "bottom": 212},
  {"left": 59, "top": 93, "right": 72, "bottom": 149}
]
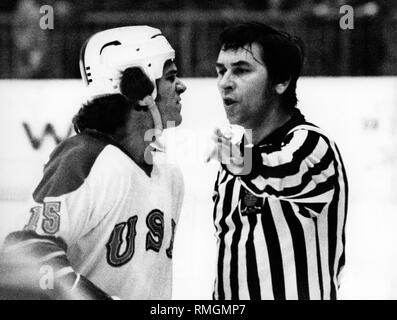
[{"left": 79, "top": 25, "right": 175, "bottom": 100}]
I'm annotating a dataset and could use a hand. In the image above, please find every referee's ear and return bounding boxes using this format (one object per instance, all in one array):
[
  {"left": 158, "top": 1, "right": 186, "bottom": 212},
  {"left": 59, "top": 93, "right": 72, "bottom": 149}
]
[{"left": 274, "top": 79, "right": 290, "bottom": 95}]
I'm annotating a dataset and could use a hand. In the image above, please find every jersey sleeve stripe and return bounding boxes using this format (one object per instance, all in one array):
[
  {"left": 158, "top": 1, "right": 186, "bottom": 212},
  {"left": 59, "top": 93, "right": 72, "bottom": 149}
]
[
  {"left": 3, "top": 238, "right": 57, "bottom": 253},
  {"left": 246, "top": 213, "right": 261, "bottom": 299},
  {"left": 37, "top": 251, "right": 66, "bottom": 263},
  {"left": 260, "top": 129, "right": 309, "bottom": 167},
  {"left": 261, "top": 198, "right": 286, "bottom": 299},
  {"left": 55, "top": 266, "right": 75, "bottom": 278},
  {"left": 240, "top": 168, "right": 337, "bottom": 204},
  {"left": 281, "top": 201, "right": 310, "bottom": 299},
  {"left": 230, "top": 198, "right": 243, "bottom": 300},
  {"left": 3, "top": 230, "right": 68, "bottom": 251},
  {"left": 245, "top": 147, "right": 335, "bottom": 197},
  {"left": 334, "top": 144, "right": 349, "bottom": 282},
  {"left": 216, "top": 178, "right": 236, "bottom": 300},
  {"left": 70, "top": 273, "right": 81, "bottom": 291},
  {"left": 326, "top": 155, "right": 344, "bottom": 299},
  {"left": 255, "top": 130, "right": 320, "bottom": 177},
  {"left": 314, "top": 218, "right": 324, "bottom": 299}
]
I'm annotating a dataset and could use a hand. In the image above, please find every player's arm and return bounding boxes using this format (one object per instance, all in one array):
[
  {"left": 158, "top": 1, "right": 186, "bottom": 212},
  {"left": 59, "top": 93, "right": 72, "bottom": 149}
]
[
  {"left": 0, "top": 229, "right": 112, "bottom": 300},
  {"left": 0, "top": 163, "right": 116, "bottom": 299}
]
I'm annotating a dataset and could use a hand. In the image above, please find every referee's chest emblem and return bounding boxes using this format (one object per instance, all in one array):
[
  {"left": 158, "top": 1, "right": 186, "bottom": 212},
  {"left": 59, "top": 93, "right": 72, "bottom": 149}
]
[{"left": 240, "top": 189, "right": 263, "bottom": 216}]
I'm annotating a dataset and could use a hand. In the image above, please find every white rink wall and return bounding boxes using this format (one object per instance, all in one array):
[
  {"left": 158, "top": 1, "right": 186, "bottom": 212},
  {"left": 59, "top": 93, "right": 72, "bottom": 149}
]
[{"left": 0, "top": 78, "right": 396, "bottom": 299}]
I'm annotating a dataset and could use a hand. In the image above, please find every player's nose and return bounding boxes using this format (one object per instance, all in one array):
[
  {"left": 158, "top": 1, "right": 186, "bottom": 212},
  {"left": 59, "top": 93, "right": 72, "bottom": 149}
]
[{"left": 176, "top": 78, "right": 186, "bottom": 94}]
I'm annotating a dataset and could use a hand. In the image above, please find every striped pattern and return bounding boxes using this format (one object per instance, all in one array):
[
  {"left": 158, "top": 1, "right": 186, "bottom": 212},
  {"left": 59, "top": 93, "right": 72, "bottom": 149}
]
[{"left": 213, "top": 121, "right": 348, "bottom": 300}]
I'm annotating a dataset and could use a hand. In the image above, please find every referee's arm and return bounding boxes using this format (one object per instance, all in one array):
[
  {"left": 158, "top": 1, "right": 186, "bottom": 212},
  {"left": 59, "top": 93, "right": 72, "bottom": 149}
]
[{"left": 227, "top": 129, "right": 337, "bottom": 206}]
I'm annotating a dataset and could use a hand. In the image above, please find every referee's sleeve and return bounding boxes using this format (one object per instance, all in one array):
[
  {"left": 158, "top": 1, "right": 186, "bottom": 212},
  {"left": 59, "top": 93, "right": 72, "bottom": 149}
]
[{"left": 234, "top": 129, "right": 337, "bottom": 205}]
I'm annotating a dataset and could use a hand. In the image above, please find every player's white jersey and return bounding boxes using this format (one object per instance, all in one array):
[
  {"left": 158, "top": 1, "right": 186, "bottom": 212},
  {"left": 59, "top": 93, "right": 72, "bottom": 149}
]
[{"left": 8, "top": 129, "right": 184, "bottom": 300}]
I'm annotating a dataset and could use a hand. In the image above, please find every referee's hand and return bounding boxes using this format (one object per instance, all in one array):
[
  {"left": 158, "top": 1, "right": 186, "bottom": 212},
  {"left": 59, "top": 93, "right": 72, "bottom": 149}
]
[{"left": 206, "top": 127, "right": 245, "bottom": 173}]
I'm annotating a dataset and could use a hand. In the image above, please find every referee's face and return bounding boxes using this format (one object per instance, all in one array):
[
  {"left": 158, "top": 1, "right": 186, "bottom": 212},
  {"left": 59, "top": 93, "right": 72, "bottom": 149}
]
[{"left": 216, "top": 43, "right": 274, "bottom": 129}]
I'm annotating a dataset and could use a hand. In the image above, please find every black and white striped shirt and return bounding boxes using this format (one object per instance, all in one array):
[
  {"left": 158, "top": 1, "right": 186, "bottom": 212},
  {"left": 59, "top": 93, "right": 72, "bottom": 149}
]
[{"left": 212, "top": 109, "right": 348, "bottom": 300}]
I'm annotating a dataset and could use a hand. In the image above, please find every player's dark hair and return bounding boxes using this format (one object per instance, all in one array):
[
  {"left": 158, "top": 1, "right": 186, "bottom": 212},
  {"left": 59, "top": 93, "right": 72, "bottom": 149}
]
[
  {"left": 219, "top": 22, "right": 305, "bottom": 111},
  {"left": 73, "top": 94, "right": 132, "bottom": 134},
  {"left": 73, "top": 67, "right": 155, "bottom": 134}
]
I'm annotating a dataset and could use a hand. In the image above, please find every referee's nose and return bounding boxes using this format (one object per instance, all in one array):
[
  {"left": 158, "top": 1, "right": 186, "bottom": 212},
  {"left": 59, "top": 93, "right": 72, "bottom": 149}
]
[{"left": 218, "top": 70, "right": 236, "bottom": 94}]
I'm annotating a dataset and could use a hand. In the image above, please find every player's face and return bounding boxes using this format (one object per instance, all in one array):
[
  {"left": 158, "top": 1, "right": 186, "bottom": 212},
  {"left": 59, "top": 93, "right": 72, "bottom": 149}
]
[
  {"left": 155, "top": 60, "right": 186, "bottom": 127},
  {"left": 216, "top": 43, "right": 274, "bottom": 129}
]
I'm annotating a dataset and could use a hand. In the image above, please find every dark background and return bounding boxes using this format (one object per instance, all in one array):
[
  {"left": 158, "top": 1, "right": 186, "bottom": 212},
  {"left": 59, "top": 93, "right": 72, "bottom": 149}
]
[{"left": 0, "top": 0, "right": 396, "bottom": 79}]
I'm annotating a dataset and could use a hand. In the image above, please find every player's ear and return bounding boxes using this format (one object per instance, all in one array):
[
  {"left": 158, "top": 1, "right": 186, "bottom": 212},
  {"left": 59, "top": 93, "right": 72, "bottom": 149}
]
[
  {"left": 137, "top": 95, "right": 155, "bottom": 109},
  {"left": 274, "top": 79, "right": 290, "bottom": 95}
]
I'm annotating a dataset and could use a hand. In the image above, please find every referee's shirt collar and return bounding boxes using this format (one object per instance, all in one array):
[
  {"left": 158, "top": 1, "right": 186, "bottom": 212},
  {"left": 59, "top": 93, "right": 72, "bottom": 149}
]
[{"left": 256, "top": 108, "right": 306, "bottom": 147}]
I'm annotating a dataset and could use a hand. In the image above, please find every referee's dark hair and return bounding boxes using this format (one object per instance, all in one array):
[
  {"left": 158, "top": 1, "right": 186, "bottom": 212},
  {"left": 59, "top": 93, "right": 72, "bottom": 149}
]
[
  {"left": 73, "top": 67, "right": 154, "bottom": 134},
  {"left": 219, "top": 22, "right": 305, "bottom": 111}
]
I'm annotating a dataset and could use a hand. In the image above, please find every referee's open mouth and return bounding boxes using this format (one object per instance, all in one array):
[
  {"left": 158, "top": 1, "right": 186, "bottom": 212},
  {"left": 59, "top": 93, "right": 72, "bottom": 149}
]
[{"left": 223, "top": 98, "right": 238, "bottom": 107}]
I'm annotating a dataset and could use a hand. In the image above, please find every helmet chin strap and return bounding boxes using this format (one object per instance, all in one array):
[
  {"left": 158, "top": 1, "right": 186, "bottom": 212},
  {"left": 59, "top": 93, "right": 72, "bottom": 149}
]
[{"left": 138, "top": 95, "right": 166, "bottom": 151}]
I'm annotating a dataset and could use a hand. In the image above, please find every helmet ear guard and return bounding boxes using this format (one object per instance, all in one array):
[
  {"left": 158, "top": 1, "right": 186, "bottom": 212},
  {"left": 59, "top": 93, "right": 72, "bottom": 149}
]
[
  {"left": 119, "top": 66, "right": 154, "bottom": 107},
  {"left": 118, "top": 66, "right": 164, "bottom": 134},
  {"left": 79, "top": 26, "right": 175, "bottom": 100}
]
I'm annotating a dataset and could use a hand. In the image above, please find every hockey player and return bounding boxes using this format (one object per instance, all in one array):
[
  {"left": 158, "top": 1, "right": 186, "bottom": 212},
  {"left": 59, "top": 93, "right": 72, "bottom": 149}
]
[{"left": 0, "top": 26, "right": 186, "bottom": 300}]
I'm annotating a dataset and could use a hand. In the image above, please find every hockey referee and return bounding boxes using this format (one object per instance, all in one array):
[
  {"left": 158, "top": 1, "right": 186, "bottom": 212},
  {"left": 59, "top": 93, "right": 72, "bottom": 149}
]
[{"left": 208, "top": 22, "right": 348, "bottom": 300}]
